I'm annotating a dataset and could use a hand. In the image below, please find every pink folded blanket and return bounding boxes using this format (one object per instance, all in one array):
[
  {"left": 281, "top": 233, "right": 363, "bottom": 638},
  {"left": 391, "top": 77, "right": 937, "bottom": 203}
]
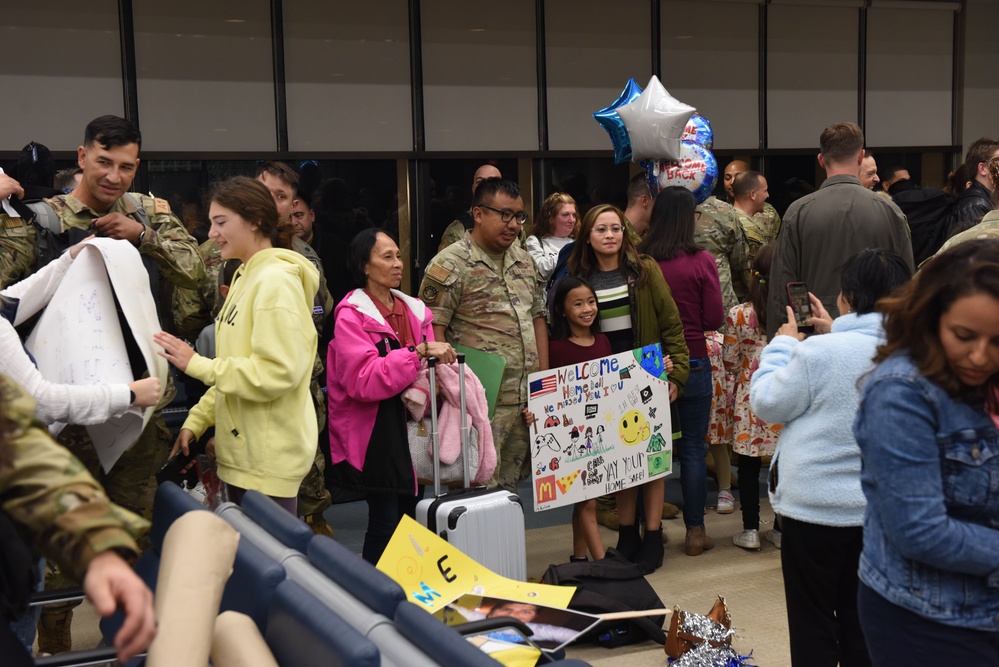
[{"left": 402, "top": 363, "right": 496, "bottom": 484}]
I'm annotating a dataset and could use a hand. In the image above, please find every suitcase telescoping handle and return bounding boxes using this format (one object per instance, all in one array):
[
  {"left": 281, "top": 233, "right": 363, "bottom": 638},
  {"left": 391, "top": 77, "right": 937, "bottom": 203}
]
[{"left": 427, "top": 353, "right": 469, "bottom": 498}]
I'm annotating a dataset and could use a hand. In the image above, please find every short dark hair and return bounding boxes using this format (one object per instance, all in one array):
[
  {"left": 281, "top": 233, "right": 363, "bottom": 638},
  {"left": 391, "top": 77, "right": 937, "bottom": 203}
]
[
  {"left": 255, "top": 161, "right": 300, "bottom": 194},
  {"left": 84, "top": 115, "right": 141, "bottom": 150},
  {"left": 731, "top": 171, "right": 763, "bottom": 200},
  {"left": 839, "top": 248, "right": 912, "bottom": 315},
  {"left": 53, "top": 167, "right": 82, "bottom": 192},
  {"left": 626, "top": 173, "right": 651, "bottom": 206},
  {"left": 549, "top": 276, "right": 600, "bottom": 341},
  {"left": 637, "top": 186, "right": 699, "bottom": 261},
  {"left": 876, "top": 239, "right": 999, "bottom": 404},
  {"left": 210, "top": 176, "right": 292, "bottom": 250},
  {"left": 472, "top": 178, "right": 521, "bottom": 207},
  {"left": 348, "top": 228, "right": 397, "bottom": 287},
  {"left": 964, "top": 137, "right": 999, "bottom": 170},
  {"left": 819, "top": 122, "right": 864, "bottom": 164}
]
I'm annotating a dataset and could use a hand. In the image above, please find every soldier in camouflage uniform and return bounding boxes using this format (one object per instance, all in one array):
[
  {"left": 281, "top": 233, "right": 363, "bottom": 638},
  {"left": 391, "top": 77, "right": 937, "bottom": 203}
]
[
  {"left": 0, "top": 374, "right": 153, "bottom": 662},
  {"left": 694, "top": 195, "right": 751, "bottom": 313},
  {"left": 722, "top": 160, "right": 782, "bottom": 259},
  {"left": 420, "top": 178, "right": 549, "bottom": 492},
  {"left": 731, "top": 171, "right": 780, "bottom": 262},
  {"left": 0, "top": 115, "right": 203, "bottom": 650},
  {"left": 437, "top": 164, "right": 501, "bottom": 253}
]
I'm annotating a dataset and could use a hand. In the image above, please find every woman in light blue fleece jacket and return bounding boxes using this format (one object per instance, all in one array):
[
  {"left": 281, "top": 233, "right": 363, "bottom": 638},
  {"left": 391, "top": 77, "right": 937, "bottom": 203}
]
[{"left": 750, "top": 248, "right": 912, "bottom": 667}]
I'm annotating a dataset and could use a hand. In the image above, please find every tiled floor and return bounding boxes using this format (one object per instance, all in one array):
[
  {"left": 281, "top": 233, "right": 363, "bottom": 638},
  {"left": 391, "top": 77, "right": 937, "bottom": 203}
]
[{"left": 68, "top": 473, "right": 792, "bottom": 666}]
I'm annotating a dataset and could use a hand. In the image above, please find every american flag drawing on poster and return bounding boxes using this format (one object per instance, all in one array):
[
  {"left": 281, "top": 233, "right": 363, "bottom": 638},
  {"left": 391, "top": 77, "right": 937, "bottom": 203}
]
[{"left": 530, "top": 374, "right": 557, "bottom": 398}]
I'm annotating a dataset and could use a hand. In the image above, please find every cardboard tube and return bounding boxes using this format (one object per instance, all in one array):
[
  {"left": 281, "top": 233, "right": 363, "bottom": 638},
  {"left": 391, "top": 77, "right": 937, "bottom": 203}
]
[
  {"left": 146, "top": 511, "right": 240, "bottom": 667},
  {"left": 212, "top": 611, "right": 278, "bottom": 667}
]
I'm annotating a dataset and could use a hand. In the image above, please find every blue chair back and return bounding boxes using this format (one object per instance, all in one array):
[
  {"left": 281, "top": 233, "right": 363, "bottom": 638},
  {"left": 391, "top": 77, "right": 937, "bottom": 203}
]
[
  {"left": 307, "top": 535, "right": 406, "bottom": 618},
  {"left": 266, "top": 579, "right": 380, "bottom": 667}
]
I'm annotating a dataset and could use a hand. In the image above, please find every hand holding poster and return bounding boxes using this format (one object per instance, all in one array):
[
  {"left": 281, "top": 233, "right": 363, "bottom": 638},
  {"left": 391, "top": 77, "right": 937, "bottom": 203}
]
[
  {"left": 527, "top": 344, "right": 673, "bottom": 512},
  {"left": 25, "top": 238, "right": 166, "bottom": 472}
]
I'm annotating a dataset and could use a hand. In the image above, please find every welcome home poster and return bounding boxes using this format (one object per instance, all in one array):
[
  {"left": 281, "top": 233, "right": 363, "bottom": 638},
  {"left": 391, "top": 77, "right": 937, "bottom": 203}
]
[{"left": 527, "top": 344, "right": 673, "bottom": 512}]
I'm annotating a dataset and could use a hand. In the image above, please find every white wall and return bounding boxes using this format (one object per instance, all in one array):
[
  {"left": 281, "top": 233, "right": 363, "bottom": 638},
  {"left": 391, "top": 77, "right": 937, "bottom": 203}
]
[{"left": 960, "top": 0, "right": 999, "bottom": 156}]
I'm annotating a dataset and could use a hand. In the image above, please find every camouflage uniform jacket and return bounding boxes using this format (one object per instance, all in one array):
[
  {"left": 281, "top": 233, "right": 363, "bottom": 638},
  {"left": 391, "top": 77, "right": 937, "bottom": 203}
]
[
  {"left": 734, "top": 203, "right": 781, "bottom": 263},
  {"left": 438, "top": 219, "right": 469, "bottom": 253},
  {"left": 0, "top": 375, "right": 147, "bottom": 582},
  {"left": 935, "top": 209, "right": 999, "bottom": 258},
  {"left": 1, "top": 193, "right": 205, "bottom": 291},
  {"left": 420, "top": 231, "right": 545, "bottom": 406},
  {"left": 694, "top": 196, "right": 751, "bottom": 312},
  {"left": 172, "top": 238, "right": 225, "bottom": 341}
]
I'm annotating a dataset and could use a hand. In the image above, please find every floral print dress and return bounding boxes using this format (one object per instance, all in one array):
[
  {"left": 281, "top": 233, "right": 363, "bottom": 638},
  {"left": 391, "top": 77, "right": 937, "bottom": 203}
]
[{"left": 722, "top": 303, "right": 781, "bottom": 457}]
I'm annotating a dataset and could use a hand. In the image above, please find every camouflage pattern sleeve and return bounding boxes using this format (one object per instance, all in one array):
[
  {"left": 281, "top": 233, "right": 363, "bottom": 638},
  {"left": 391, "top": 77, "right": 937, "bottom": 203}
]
[
  {"left": 695, "top": 197, "right": 750, "bottom": 311},
  {"left": 136, "top": 194, "right": 206, "bottom": 290},
  {"left": 0, "top": 214, "right": 38, "bottom": 287},
  {"left": 0, "top": 376, "right": 147, "bottom": 581},
  {"left": 419, "top": 253, "right": 461, "bottom": 331},
  {"left": 292, "top": 237, "right": 334, "bottom": 335},
  {"left": 437, "top": 220, "right": 467, "bottom": 253},
  {"left": 172, "top": 239, "right": 222, "bottom": 341}
]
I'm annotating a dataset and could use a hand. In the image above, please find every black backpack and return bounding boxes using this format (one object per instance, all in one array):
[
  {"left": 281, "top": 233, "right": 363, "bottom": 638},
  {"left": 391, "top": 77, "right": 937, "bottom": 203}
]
[
  {"left": 541, "top": 548, "right": 666, "bottom": 648},
  {"left": 24, "top": 195, "right": 162, "bottom": 319}
]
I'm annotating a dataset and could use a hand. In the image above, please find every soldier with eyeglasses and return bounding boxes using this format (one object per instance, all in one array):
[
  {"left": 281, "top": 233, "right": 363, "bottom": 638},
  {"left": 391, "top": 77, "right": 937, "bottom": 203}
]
[{"left": 420, "top": 177, "right": 549, "bottom": 492}]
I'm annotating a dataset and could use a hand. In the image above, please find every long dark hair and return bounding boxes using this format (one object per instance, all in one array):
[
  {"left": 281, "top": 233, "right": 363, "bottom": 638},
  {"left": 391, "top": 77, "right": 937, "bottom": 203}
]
[
  {"left": 876, "top": 239, "right": 999, "bottom": 404},
  {"left": 567, "top": 204, "right": 647, "bottom": 287},
  {"left": 549, "top": 276, "right": 601, "bottom": 341},
  {"left": 637, "top": 186, "right": 699, "bottom": 261},
  {"left": 838, "top": 248, "right": 912, "bottom": 315}
]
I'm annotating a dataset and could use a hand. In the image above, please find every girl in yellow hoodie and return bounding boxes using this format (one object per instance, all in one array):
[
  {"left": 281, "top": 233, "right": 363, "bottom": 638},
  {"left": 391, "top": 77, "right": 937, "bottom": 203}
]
[{"left": 155, "top": 177, "right": 318, "bottom": 514}]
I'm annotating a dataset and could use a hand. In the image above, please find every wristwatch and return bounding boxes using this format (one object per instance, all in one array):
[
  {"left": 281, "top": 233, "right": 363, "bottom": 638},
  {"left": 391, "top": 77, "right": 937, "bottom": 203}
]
[
  {"left": 135, "top": 227, "right": 147, "bottom": 247},
  {"left": 129, "top": 389, "right": 136, "bottom": 405}
]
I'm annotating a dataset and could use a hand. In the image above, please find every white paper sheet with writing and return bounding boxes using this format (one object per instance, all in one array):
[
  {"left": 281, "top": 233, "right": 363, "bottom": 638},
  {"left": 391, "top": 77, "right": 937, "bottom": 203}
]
[{"left": 25, "top": 238, "right": 167, "bottom": 472}]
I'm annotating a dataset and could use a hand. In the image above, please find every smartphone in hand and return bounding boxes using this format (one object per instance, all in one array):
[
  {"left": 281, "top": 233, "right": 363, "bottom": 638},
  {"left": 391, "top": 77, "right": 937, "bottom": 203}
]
[{"left": 786, "top": 282, "right": 815, "bottom": 333}]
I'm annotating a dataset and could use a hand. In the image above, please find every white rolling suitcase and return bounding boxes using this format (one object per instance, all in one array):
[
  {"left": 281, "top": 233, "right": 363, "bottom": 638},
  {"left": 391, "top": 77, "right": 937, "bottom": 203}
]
[{"left": 415, "top": 354, "right": 528, "bottom": 581}]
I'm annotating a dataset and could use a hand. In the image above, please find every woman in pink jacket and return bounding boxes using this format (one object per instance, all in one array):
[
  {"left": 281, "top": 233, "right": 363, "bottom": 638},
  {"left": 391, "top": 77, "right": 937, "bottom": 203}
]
[{"left": 327, "top": 228, "right": 456, "bottom": 563}]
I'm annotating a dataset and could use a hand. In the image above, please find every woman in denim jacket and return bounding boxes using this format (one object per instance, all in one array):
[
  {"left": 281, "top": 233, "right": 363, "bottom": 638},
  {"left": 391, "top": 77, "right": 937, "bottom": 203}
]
[{"left": 854, "top": 239, "right": 999, "bottom": 665}]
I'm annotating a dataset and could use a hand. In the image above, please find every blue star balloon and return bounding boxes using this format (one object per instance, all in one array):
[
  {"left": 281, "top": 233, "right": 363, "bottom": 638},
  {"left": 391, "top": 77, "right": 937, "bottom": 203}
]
[{"left": 593, "top": 78, "right": 643, "bottom": 164}]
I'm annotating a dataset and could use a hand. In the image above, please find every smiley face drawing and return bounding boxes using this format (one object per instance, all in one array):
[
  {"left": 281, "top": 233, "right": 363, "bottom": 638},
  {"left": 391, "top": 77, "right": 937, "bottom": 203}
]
[{"left": 619, "top": 409, "right": 651, "bottom": 445}]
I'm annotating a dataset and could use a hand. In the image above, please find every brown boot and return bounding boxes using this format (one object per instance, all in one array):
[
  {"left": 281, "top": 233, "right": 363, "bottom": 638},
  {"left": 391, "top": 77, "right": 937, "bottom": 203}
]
[
  {"left": 661, "top": 502, "right": 680, "bottom": 520},
  {"left": 596, "top": 507, "right": 620, "bottom": 531},
  {"left": 305, "top": 512, "right": 334, "bottom": 538},
  {"left": 37, "top": 609, "right": 73, "bottom": 654},
  {"left": 684, "top": 526, "right": 715, "bottom": 556}
]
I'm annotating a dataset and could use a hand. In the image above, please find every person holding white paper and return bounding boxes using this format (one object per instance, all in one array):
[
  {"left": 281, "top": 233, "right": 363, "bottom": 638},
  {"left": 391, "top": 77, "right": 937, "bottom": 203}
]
[{"left": 0, "top": 240, "right": 160, "bottom": 426}]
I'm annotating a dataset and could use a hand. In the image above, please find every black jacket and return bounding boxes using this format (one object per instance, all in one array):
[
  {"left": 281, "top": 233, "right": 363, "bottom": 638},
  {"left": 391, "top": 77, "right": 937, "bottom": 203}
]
[{"left": 945, "top": 181, "right": 994, "bottom": 239}]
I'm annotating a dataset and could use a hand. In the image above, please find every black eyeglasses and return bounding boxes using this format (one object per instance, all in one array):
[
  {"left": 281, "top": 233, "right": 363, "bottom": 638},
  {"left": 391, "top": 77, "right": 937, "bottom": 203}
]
[{"left": 477, "top": 204, "right": 528, "bottom": 225}]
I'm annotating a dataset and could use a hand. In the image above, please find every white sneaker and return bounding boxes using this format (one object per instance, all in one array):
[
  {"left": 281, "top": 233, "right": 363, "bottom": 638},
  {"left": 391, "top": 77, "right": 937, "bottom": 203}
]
[
  {"left": 765, "top": 528, "right": 782, "bottom": 549},
  {"left": 716, "top": 490, "right": 735, "bottom": 514},
  {"left": 733, "top": 529, "right": 761, "bottom": 550}
]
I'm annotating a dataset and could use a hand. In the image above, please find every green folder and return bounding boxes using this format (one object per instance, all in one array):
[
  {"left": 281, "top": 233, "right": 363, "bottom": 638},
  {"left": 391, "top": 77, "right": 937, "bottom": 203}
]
[{"left": 453, "top": 345, "right": 506, "bottom": 419}]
